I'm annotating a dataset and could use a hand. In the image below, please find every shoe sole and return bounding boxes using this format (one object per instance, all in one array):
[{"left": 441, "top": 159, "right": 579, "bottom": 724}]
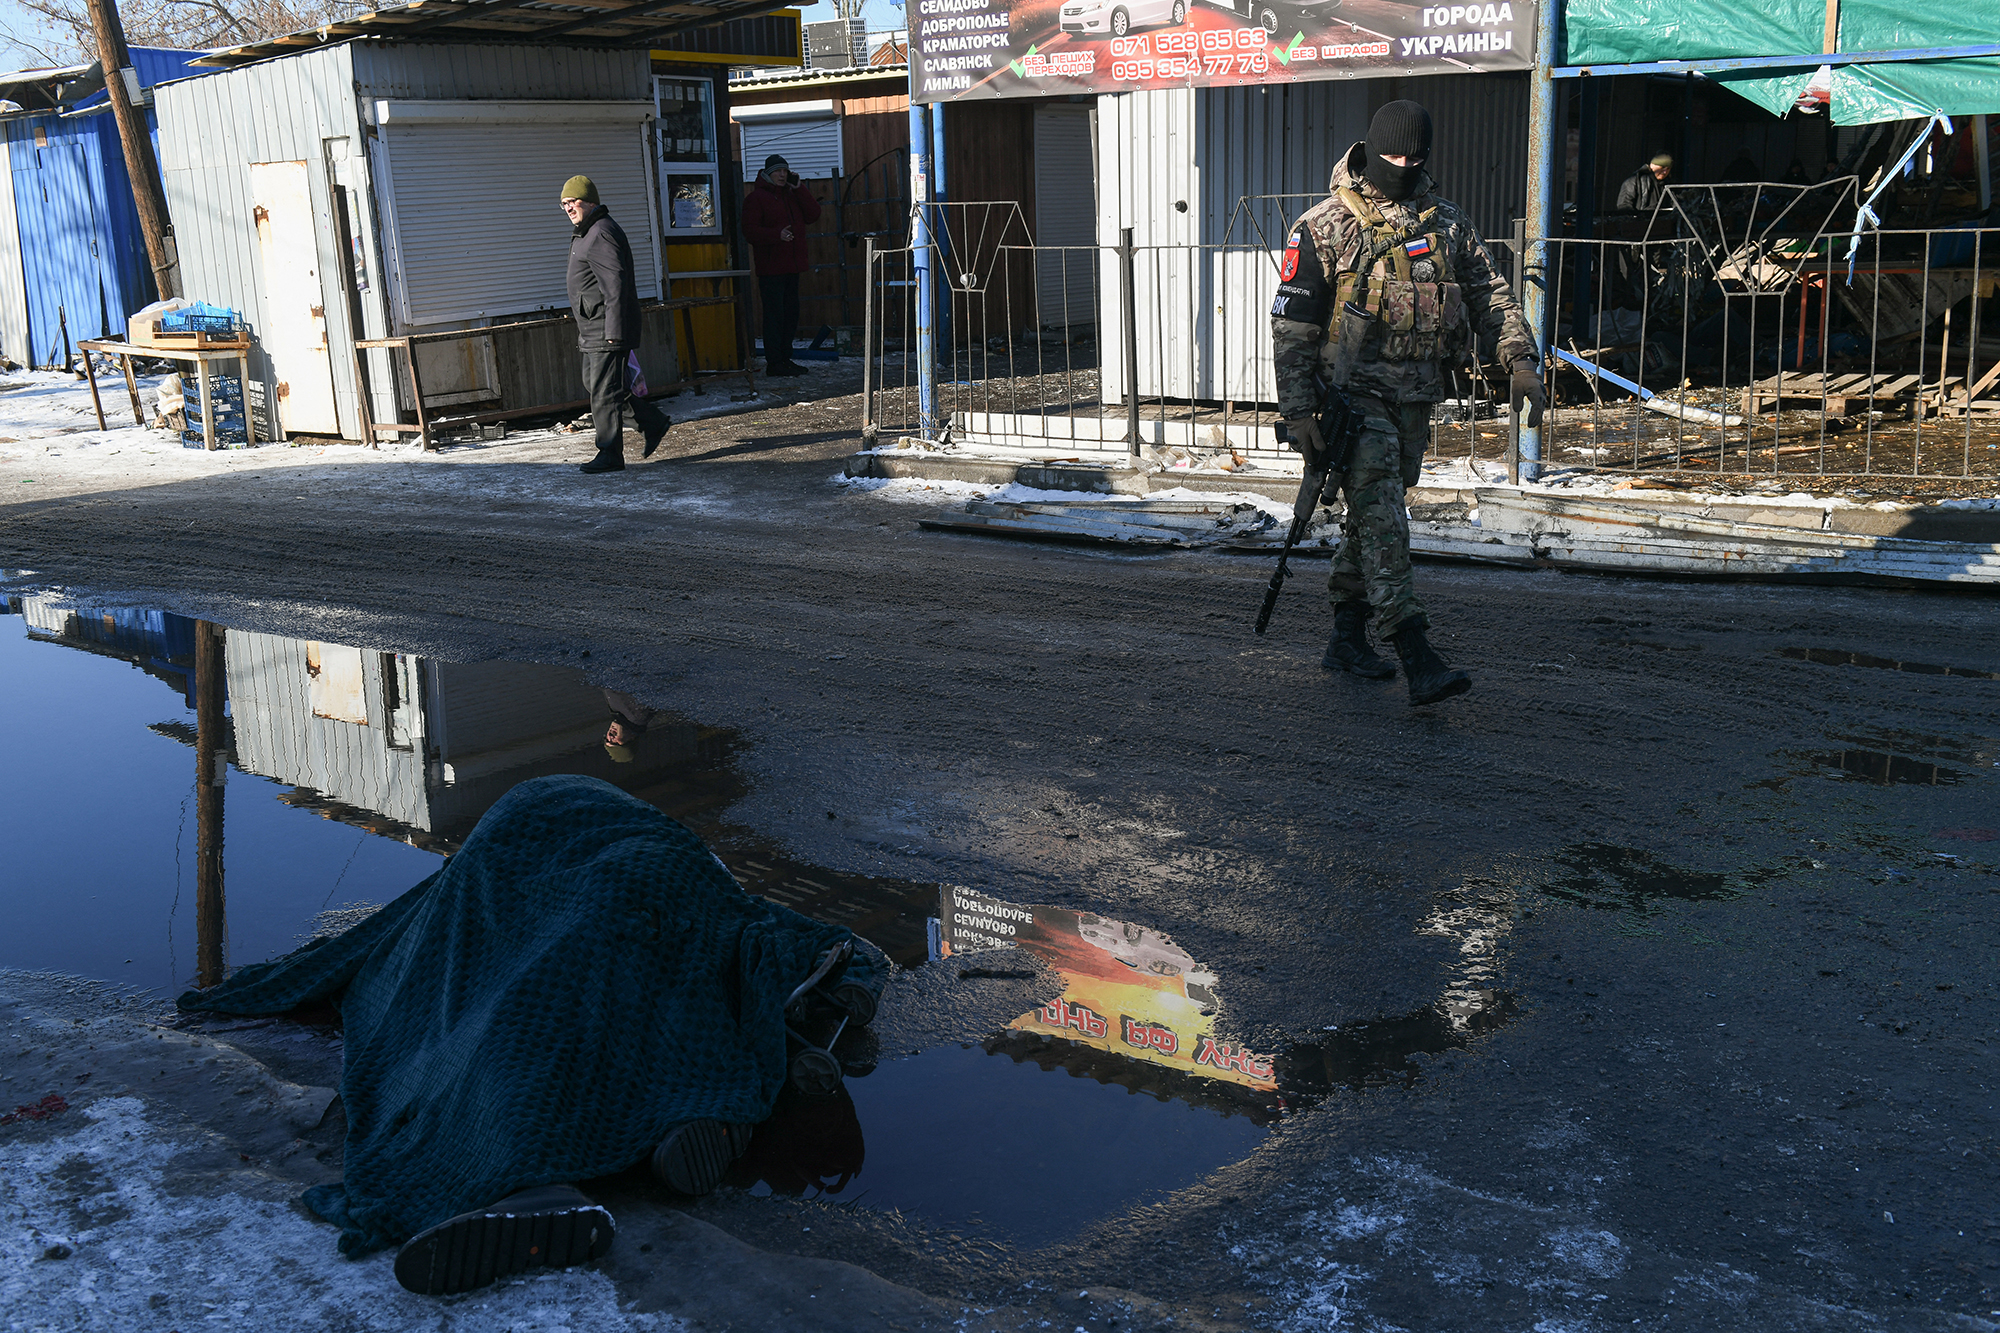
[
  {"left": 393, "top": 1201, "right": 613, "bottom": 1296},
  {"left": 651, "top": 1120, "right": 752, "bottom": 1196},
  {"left": 1409, "top": 674, "right": 1473, "bottom": 706}
]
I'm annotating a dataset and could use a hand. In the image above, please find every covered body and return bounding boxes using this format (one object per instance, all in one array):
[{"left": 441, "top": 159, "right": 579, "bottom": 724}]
[{"left": 180, "top": 774, "right": 874, "bottom": 1256}]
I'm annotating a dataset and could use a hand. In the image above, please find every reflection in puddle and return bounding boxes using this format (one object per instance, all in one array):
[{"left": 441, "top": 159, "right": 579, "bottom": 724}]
[
  {"left": 1808, "top": 749, "right": 1966, "bottom": 786},
  {"left": 1756, "top": 730, "right": 1993, "bottom": 791},
  {"left": 2, "top": 592, "right": 936, "bottom": 994},
  {"left": 1777, "top": 645, "right": 2000, "bottom": 680},
  {"left": 938, "top": 888, "right": 1277, "bottom": 1099}
]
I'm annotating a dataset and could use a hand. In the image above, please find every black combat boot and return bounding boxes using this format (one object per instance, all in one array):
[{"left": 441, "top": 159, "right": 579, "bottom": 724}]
[
  {"left": 1321, "top": 602, "right": 1396, "bottom": 679},
  {"left": 1391, "top": 623, "right": 1472, "bottom": 706}
]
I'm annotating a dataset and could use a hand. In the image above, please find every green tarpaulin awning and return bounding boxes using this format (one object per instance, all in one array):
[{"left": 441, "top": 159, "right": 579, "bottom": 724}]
[{"left": 1563, "top": 0, "right": 2000, "bottom": 124}]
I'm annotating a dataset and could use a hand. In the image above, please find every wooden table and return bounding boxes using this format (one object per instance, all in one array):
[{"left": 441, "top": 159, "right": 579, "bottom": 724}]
[{"left": 75, "top": 338, "right": 257, "bottom": 451}]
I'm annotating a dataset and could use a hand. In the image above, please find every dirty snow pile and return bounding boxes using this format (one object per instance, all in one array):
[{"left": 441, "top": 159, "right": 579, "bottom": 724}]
[
  {"left": 835, "top": 474, "right": 1300, "bottom": 522},
  {"left": 1, "top": 1095, "right": 688, "bottom": 1332}
]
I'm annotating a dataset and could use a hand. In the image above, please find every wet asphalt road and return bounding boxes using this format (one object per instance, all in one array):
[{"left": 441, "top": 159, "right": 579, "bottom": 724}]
[{"left": 3, "top": 399, "right": 1997, "bottom": 1331}]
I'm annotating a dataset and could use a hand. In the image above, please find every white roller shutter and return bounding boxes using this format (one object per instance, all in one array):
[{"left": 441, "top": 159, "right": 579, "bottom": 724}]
[
  {"left": 372, "top": 101, "right": 659, "bottom": 328},
  {"left": 734, "top": 100, "right": 843, "bottom": 181},
  {"left": 1034, "top": 104, "right": 1098, "bottom": 329}
]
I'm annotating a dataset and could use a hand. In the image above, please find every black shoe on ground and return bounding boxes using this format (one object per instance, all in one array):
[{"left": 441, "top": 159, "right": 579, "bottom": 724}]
[
  {"left": 1322, "top": 602, "right": 1397, "bottom": 679},
  {"left": 578, "top": 453, "right": 625, "bottom": 474},
  {"left": 651, "top": 1120, "right": 753, "bottom": 1196},
  {"left": 393, "top": 1183, "right": 614, "bottom": 1296},
  {"left": 1391, "top": 624, "right": 1472, "bottom": 706},
  {"left": 765, "top": 361, "right": 810, "bottom": 378},
  {"left": 642, "top": 416, "right": 672, "bottom": 458}
]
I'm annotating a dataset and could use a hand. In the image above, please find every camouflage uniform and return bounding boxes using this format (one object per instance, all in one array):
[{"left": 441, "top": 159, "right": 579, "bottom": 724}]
[{"left": 1270, "top": 142, "right": 1536, "bottom": 636}]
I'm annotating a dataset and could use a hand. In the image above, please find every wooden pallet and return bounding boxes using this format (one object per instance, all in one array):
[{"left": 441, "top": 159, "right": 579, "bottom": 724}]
[
  {"left": 1741, "top": 371, "right": 1924, "bottom": 415},
  {"left": 145, "top": 329, "right": 250, "bottom": 351}
]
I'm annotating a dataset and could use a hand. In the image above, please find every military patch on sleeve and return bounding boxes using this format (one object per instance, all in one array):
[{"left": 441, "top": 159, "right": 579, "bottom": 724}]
[{"left": 1281, "top": 231, "right": 1303, "bottom": 282}]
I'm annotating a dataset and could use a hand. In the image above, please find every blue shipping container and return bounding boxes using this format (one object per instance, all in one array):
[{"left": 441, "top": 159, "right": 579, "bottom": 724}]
[{"left": 1, "top": 49, "right": 211, "bottom": 368}]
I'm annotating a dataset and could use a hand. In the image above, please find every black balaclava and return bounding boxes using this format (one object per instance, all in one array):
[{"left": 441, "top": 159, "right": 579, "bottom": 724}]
[{"left": 1364, "top": 100, "right": 1434, "bottom": 201}]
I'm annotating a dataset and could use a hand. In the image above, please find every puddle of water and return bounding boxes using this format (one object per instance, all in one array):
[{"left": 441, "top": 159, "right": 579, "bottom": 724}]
[
  {"left": 1277, "top": 992, "right": 1520, "bottom": 1098},
  {"left": 1, "top": 586, "right": 1528, "bottom": 1250},
  {"left": 1776, "top": 645, "right": 2000, "bottom": 681},
  {"left": 1, "top": 603, "right": 443, "bottom": 993},
  {"left": 0, "top": 593, "right": 937, "bottom": 993},
  {"left": 2, "top": 589, "right": 1274, "bottom": 1248},
  {"left": 1806, "top": 749, "right": 1966, "bottom": 786},
  {"left": 1481, "top": 842, "right": 1779, "bottom": 914},
  {"left": 731, "top": 1043, "right": 1267, "bottom": 1247}
]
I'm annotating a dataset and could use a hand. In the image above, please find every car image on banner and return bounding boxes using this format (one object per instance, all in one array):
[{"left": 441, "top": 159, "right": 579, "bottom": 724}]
[
  {"left": 1060, "top": 0, "right": 1188, "bottom": 40},
  {"left": 911, "top": 0, "right": 1533, "bottom": 101}
]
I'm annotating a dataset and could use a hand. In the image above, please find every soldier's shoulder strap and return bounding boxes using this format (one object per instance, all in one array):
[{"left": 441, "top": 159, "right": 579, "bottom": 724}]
[{"left": 1334, "top": 187, "right": 1428, "bottom": 283}]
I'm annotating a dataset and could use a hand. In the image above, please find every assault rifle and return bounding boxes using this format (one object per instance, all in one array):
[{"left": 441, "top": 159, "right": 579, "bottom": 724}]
[{"left": 1254, "top": 375, "right": 1368, "bottom": 635}]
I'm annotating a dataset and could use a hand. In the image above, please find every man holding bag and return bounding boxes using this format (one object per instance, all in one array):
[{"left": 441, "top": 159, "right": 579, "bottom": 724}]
[{"left": 562, "top": 175, "right": 670, "bottom": 474}]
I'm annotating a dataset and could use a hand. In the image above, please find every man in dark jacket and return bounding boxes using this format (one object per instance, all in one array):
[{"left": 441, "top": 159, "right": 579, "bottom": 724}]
[
  {"left": 563, "top": 175, "right": 670, "bottom": 474},
  {"left": 741, "top": 155, "right": 820, "bottom": 378},
  {"left": 1614, "top": 154, "right": 1671, "bottom": 213}
]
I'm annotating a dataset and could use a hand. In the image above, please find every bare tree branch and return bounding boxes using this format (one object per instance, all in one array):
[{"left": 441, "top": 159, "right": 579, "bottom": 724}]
[{"left": 5, "top": 0, "right": 372, "bottom": 62}]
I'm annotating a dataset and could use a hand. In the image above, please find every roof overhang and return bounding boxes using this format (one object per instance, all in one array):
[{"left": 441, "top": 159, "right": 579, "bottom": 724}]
[{"left": 194, "top": 0, "right": 798, "bottom": 69}]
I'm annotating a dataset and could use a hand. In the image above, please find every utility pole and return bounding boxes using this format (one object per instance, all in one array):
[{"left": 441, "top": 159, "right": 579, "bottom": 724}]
[{"left": 82, "top": 0, "right": 180, "bottom": 299}]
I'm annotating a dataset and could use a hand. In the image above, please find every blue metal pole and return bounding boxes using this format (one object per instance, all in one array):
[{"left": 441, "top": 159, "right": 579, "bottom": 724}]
[
  {"left": 908, "top": 95, "right": 938, "bottom": 437},
  {"left": 1520, "top": 0, "right": 1559, "bottom": 482},
  {"left": 930, "top": 102, "right": 950, "bottom": 374}
]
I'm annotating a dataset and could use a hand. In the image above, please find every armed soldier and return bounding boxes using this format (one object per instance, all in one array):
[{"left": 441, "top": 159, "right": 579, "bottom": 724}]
[{"left": 1270, "top": 100, "right": 1545, "bottom": 706}]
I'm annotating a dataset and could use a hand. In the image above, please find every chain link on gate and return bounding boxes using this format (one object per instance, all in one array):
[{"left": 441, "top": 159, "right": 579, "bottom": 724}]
[{"left": 859, "top": 191, "right": 2000, "bottom": 487}]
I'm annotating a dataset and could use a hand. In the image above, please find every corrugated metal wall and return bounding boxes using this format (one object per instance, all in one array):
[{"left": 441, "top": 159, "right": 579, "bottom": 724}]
[
  {"left": 159, "top": 42, "right": 657, "bottom": 439},
  {"left": 1098, "top": 73, "right": 1528, "bottom": 404},
  {"left": 347, "top": 43, "right": 650, "bottom": 102},
  {"left": 0, "top": 49, "right": 212, "bottom": 368},
  {"left": 157, "top": 44, "right": 368, "bottom": 437},
  {"left": 5, "top": 113, "right": 136, "bottom": 365}
]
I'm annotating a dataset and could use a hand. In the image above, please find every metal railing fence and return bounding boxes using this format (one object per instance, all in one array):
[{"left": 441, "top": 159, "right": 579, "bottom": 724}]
[{"left": 860, "top": 194, "right": 1999, "bottom": 484}]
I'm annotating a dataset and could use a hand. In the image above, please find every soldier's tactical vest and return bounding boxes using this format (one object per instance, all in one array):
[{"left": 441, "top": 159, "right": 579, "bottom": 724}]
[{"left": 1324, "top": 187, "right": 1470, "bottom": 363}]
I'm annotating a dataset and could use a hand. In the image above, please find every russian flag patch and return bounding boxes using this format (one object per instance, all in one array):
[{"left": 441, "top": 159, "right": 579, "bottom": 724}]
[{"left": 1405, "top": 236, "right": 1433, "bottom": 258}]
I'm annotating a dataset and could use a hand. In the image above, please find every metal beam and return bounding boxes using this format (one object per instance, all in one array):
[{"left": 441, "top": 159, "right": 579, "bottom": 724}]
[
  {"left": 1519, "top": 0, "right": 1558, "bottom": 482},
  {"left": 528, "top": 0, "right": 754, "bottom": 41},
  {"left": 1552, "top": 42, "right": 2000, "bottom": 80}
]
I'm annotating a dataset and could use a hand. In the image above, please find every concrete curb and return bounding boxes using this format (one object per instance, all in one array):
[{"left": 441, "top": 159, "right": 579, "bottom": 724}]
[{"left": 842, "top": 450, "right": 2000, "bottom": 544}]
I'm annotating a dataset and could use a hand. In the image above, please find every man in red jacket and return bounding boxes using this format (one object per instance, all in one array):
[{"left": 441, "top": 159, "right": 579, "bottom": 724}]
[{"left": 742, "top": 154, "right": 820, "bottom": 378}]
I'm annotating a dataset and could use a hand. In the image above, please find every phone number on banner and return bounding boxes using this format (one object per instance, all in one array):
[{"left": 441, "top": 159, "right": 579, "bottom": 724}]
[{"left": 1108, "top": 28, "right": 1268, "bottom": 81}]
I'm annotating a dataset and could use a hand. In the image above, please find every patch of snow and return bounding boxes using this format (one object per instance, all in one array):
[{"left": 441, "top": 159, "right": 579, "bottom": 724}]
[
  {"left": 0, "top": 1097, "right": 687, "bottom": 1331},
  {"left": 1545, "top": 1227, "right": 1628, "bottom": 1280},
  {"left": 832, "top": 474, "right": 998, "bottom": 502}
]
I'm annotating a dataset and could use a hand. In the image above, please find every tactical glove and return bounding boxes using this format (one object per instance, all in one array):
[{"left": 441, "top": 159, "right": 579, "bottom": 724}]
[
  {"left": 1283, "top": 417, "right": 1328, "bottom": 471},
  {"left": 1510, "top": 362, "right": 1546, "bottom": 428}
]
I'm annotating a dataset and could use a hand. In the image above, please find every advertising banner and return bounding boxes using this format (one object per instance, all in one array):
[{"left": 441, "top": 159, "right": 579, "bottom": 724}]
[
  {"left": 937, "top": 886, "right": 1278, "bottom": 1093},
  {"left": 911, "top": 0, "right": 1536, "bottom": 102}
]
